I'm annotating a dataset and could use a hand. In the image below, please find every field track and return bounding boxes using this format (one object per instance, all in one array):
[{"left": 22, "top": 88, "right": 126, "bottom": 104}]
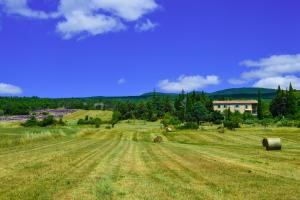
[{"left": 0, "top": 122, "right": 299, "bottom": 200}]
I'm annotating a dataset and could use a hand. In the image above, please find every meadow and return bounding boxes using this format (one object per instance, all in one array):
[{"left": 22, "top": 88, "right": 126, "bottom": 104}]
[{"left": 0, "top": 110, "right": 299, "bottom": 200}]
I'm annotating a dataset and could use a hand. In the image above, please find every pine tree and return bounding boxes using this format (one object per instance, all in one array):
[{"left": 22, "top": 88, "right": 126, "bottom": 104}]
[
  {"left": 174, "top": 90, "right": 186, "bottom": 122},
  {"left": 286, "top": 83, "right": 297, "bottom": 116}
]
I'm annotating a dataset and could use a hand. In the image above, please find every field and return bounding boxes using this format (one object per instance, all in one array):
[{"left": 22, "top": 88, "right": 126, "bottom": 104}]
[{"left": 0, "top": 111, "right": 299, "bottom": 200}]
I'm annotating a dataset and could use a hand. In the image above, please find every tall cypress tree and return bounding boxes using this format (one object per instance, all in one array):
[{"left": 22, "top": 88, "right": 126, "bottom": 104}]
[
  {"left": 257, "top": 90, "right": 263, "bottom": 120},
  {"left": 287, "top": 83, "right": 297, "bottom": 116}
]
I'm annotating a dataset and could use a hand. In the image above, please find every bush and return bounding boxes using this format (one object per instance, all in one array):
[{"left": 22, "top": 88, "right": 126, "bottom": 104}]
[
  {"left": 57, "top": 118, "right": 66, "bottom": 126},
  {"left": 260, "top": 118, "right": 273, "bottom": 128},
  {"left": 21, "top": 116, "right": 38, "bottom": 127},
  {"left": 213, "top": 120, "right": 222, "bottom": 125},
  {"left": 276, "top": 119, "right": 294, "bottom": 127},
  {"left": 77, "top": 117, "right": 102, "bottom": 126},
  {"left": 178, "top": 122, "right": 199, "bottom": 130},
  {"left": 22, "top": 115, "right": 65, "bottom": 127},
  {"left": 161, "top": 113, "right": 180, "bottom": 128},
  {"left": 224, "top": 120, "right": 240, "bottom": 130},
  {"left": 38, "top": 115, "right": 57, "bottom": 127}
]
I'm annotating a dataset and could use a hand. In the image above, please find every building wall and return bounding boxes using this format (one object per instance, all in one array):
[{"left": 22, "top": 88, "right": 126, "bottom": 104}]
[{"left": 213, "top": 104, "right": 254, "bottom": 114}]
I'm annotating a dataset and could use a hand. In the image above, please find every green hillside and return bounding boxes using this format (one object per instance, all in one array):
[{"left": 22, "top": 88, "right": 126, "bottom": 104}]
[{"left": 208, "top": 87, "right": 276, "bottom": 99}]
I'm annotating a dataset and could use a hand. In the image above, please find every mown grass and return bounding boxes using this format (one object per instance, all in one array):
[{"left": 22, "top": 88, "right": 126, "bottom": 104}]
[
  {"left": 0, "top": 120, "right": 299, "bottom": 200},
  {"left": 63, "top": 110, "right": 113, "bottom": 125}
]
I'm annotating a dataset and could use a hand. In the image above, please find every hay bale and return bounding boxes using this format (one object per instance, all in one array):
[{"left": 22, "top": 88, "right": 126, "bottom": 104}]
[
  {"left": 263, "top": 138, "right": 282, "bottom": 151},
  {"left": 262, "top": 138, "right": 268, "bottom": 147},
  {"left": 153, "top": 136, "right": 163, "bottom": 143},
  {"left": 166, "top": 127, "right": 173, "bottom": 132}
]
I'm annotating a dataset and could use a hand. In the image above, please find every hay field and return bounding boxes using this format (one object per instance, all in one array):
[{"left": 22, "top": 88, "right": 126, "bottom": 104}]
[
  {"left": 0, "top": 121, "right": 299, "bottom": 200},
  {"left": 63, "top": 110, "right": 113, "bottom": 124}
]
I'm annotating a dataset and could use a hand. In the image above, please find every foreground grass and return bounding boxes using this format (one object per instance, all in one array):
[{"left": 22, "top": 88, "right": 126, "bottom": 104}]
[{"left": 0, "top": 121, "right": 299, "bottom": 200}]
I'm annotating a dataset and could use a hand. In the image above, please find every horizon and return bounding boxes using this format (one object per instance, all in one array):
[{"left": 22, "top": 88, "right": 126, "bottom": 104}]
[
  {"left": 0, "top": 86, "right": 280, "bottom": 99},
  {"left": 1, "top": 0, "right": 300, "bottom": 98}
]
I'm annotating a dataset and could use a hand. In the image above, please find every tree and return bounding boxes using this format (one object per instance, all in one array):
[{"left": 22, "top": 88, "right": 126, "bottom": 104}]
[
  {"left": 174, "top": 90, "right": 186, "bottom": 122},
  {"left": 257, "top": 90, "right": 263, "bottom": 120},
  {"left": 286, "top": 83, "right": 297, "bottom": 116},
  {"left": 111, "top": 111, "right": 121, "bottom": 127},
  {"left": 192, "top": 102, "right": 209, "bottom": 125}
]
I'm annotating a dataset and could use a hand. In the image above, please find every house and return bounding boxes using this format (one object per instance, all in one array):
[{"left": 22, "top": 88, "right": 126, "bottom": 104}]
[{"left": 213, "top": 100, "right": 258, "bottom": 115}]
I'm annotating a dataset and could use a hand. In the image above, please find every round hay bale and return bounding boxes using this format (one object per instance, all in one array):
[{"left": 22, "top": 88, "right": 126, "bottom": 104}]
[
  {"left": 153, "top": 136, "right": 163, "bottom": 143},
  {"left": 166, "top": 127, "right": 173, "bottom": 132},
  {"left": 265, "top": 138, "right": 281, "bottom": 151},
  {"left": 262, "top": 138, "right": 268, "bottom": 147}
]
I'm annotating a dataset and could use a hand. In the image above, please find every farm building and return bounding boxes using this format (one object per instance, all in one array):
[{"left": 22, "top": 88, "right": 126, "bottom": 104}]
[{"left": 213, "top": 100, "right": 258, "bottom": 115}]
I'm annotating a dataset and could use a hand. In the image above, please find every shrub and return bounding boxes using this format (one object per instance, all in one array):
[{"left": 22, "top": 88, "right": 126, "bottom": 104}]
[
  {"left": 260, "top": 118, "right": 273, "bottom": 128},
  {"left": 161, "top": 113, "right": 180, "bottom": 128},
  {"left": 276, "top": 119, "right": 294, "bottom": 127},
  {"left": 105, "top": 125, "right": 111, "bottom": 129},
  {"left": 77, "top": 117, "right": 102, "bottom": 126},
  {"left": 297, "top": 121, "right": 300, "bottom": 128},
  {"left": 224, "top": 120, "right": 240, "bottom": 130},
  {"left": 38, "top": 115, "right": 57, "bottom": 127},
  {"left": 243, "top": 119, "right": 256, "bottom": 125},
  {"left": 213, "top": 120, "right": 222, "bottom": 125},
  {"left": 57, "top": 118, "right": 66, "bottom": 126},
  {"left": 21, "top": 116, "right": 38, "bottom": 127}
]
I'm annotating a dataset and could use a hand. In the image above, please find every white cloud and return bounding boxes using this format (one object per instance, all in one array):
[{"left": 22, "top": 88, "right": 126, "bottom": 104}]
[
  {"left": 253, "top": 76, "right": 300, "bottom": 89},
  {"left": 56, "top": 11, "right": 125, "bottom": 39},
  {"left": 0, "top": 0, "right": 159, "bottom": 38},
  {"left": 135, "top": 19, "right": 157, "bottom": 32},
  {"left": 0, "top": 0, "right": 58, "bottom": 19},
  {"left": 118, "top": 78, "right": 126, "bottom": 85},
  {"left": 240, "top": 54, "right": 300, "bottom": 80},
  {"left": 0, "top": 83, "right": 22, "bottom": 95},
  {"left": 229, "top": 54, "right": 300, "bottom": 89},
  {"left": 158, "top": 75, "right": 220, "bottom": 92}
]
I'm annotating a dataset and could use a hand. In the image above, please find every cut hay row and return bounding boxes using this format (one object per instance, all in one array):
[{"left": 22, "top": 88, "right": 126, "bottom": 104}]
[{"left": 0, "top": 123, "right": 299, "bottom": 199}]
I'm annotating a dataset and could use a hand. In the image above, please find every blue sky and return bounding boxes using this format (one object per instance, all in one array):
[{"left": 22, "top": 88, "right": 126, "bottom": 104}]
[{"left": 0, "top": 0, "right": 300, "bottom": 97}]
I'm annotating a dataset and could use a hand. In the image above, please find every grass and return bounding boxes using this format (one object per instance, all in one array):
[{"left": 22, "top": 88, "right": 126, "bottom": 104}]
[
  {"left": 63, "top": 110, "right": 113, "bottom": 125},
  {"left": 0, "top": 121, "right": 299, "bottom": 199}
]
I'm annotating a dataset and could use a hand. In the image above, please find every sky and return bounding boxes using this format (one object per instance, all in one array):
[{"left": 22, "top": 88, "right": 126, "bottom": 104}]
[{"left": 0, "top": 0, "right": 300, "bottom": 97}]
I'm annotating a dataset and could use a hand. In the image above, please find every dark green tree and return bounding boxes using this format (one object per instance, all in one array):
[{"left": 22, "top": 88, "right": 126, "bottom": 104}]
[
  {"left": 257, "top": 90, "right": 263, "bottom": 120},
  {"left": 286, "top": 83, "right": 297, "bottom": 116},
  {"left": 192, "top": 102, "right": 209, "bottom": 125}
]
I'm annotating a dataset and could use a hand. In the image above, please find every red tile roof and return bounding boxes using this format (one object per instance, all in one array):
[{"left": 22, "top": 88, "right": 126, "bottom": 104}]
[{"left": 213, "top": 100, "right": 258, "bottom": 104}]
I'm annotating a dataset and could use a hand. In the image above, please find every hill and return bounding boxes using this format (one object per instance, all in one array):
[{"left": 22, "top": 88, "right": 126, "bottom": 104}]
[
  {"left": 208, "top": 87, "right": 276, "bottom": 99},
  {"left": 138, "top": 88, "right": 277, "bottom": 100}
]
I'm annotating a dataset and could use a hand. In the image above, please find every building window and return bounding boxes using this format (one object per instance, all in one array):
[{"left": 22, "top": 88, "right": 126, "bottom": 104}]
[
  {"left": 245, "top": 105, "right": 248, "bottom": 109},
  {"left": 235, "top": 105, "right": 239, "bottom": 108},
  {"left": 224, "top": 105, "right": 227, "bottom": 108},
  {"left": 218, "top": 105, "right": 221, "bottom": 108}
]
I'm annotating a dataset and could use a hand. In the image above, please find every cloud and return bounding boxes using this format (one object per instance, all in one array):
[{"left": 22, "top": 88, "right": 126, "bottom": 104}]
[
  {"left": 0, "top": 83, "right": 22, "bottom": 95},
  {"left": 117, "top": 78, "right": 126, "bottom": 85},
  {"left": 0, "top": 0, "right": 159, "bottom": 39},
  {"left": 240, "top": 54, "right": 300, "bottom": 80},
  {"left": 56, "top": 11, "right": 125, "bottom": 39},
  {"left": 158, "top": 75, "right": 220, "bottom": 92},
  {"left": 135, "top": 19, "right": 157, "bottom": 32},
  {"left": 0, "top": 0, "right": 58, "bottom": 19},
  {"left": 253, "top": 76, "right": 300, "bottom": 89},
  {"left": 229, "top": 54, "right": 300, "bottom": 89}
]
